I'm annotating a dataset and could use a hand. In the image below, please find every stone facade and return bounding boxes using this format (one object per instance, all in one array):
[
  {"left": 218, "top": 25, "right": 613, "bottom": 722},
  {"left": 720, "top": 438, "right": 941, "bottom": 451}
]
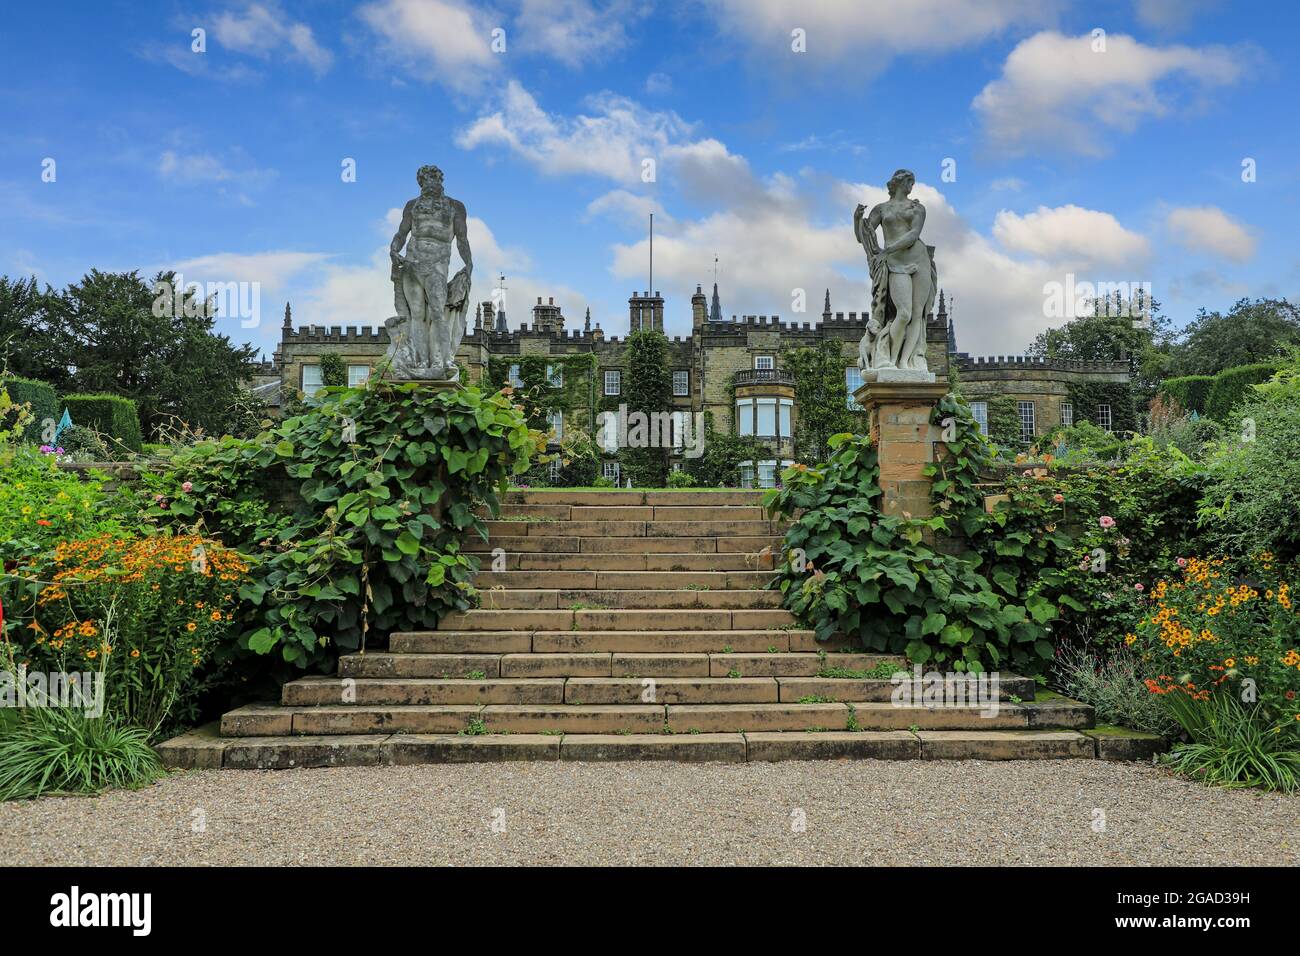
[{"left": 251, "top": 288, "right": 1131, "bottom": 470}]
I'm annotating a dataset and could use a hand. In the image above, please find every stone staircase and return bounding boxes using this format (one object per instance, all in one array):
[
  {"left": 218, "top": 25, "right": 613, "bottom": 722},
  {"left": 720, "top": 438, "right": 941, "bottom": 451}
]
[{"left": 159, "top": 490, "right": 1162, "bottom": 769}]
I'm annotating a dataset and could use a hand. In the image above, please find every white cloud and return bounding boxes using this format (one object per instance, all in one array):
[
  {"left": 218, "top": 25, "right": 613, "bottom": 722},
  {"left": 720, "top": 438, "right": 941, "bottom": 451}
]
[
  {"left": 702, "top": 0, "right": 1051, "bottom": 61},
  {"left": 457, "top": 81, "right": 695, "bottom": 183},
  {"left": 1166, "top": 205, "right": 1256, "bottom": 262},
  {"left": 585, "top": 189, "right": 672, "bottom": 229},
  {"left": 992, "top": 204, "right": 1151, "bottom": 267},
  {"left": 356, "top": 0, "right": 498, "bottom": 91},
  {"left": 213, "top": 2, "right": 334, "bottom": 74},
  {"left": 514, "top": 0, "right": 640, "bottom": 67},
  {"left": 645, "top": 72, "right": 672, "bottom": 95},
  {"left": 158, "top": 150, "right": 233, "bottom": 183},
  {"left": 973, "top": 30, "right": 1251, "bottom": 155}
]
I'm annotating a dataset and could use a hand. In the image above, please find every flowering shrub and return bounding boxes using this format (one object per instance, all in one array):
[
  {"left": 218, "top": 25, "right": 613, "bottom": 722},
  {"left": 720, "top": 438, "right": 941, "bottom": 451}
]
[
  {"left": 1129, "top": 554, "right": 1300, "bottom": 731},
  {"left": 7, "top": 532, "right": 248, "bottom": 732},
  {"left": 0, "top": 446, "right": 120, "bottom": 565}
]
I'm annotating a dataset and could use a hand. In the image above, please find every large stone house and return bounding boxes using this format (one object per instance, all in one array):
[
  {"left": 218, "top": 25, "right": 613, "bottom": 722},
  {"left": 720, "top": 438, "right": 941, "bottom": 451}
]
[{"left": 250, "top": 287, "right": 1131, "bottom": 486}]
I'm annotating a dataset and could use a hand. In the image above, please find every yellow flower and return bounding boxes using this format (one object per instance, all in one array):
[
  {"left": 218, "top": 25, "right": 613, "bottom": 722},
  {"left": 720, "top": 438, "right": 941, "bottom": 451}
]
[{"left": 186, "top": 622, "right": 197, "bottom": 632}]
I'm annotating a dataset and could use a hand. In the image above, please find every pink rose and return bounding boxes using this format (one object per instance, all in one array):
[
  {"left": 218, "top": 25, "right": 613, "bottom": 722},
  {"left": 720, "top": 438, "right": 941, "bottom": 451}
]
[
  {"left": 1134, "top": 582, "right": 1144, "bottom": 592},
  {"left": 182, "top": 481, "right": 193, "bottom": 493},
  {"left": 1053, "top": 494, "right": 1064, "bottom": 503},
  {"left": 1176, "top": 557, "right": 1187, "bottom": 568},
  {"left": 1099, "top": 515, "right": 1116, "bottom": 530}
]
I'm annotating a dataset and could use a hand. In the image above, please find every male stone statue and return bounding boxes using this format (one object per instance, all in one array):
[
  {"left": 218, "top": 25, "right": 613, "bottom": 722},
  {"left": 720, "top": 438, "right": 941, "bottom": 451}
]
[
  {"left": 384, "top": 164, "right": 471, "bottom": 381},
  {"left": 854, "top": 168, "right": 937, "bottom": 380}
]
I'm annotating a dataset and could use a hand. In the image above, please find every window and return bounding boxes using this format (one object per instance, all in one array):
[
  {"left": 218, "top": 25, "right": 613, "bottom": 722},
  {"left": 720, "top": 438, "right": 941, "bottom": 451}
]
[
  {"left": 756, "top": 398, "right": 777, "bottom": 437},
  {"left": 970, "top": 401, "right": 988, "bottom": 436},
  {"left": 548, "top": 457, "right": 562, "bottom": 481},
  {"left": 1060, "top": 402, "right": 1073, "bottom": 428},
  {"left": 758, "top": 460, "right": 778, "bottom": 489},
  {"left": 1018, "top": 401, "right": 1036, "bottom": 443},
  {"left": 301, "top": 364, "right": 322, "bottom": 397},
  {"left": 845, "top": 366, "right": 863, "bottom": 409},
  {"left": 602, "top": 461, "right": 621, "bottom": 484},
  {"left": 670, "top": 411, "right": 689, "bottom": 449},
  {"left": 754, "top": 355, "right": 774, "bottom": 371},
  {"left": 735, "top": 398, "right": 754, "bottom": 436},
  {"left": 347, "top": 365, "right": 370, "bottom": 388},
  {"left": 604, "top": 369, "right": 621, "bottom": 396},
  {"left": 548, "top": 410, "right": 564, "bottom": 441},
  {"left": 779, "top": 399, "right": 793, "bottom": 439},
  {"left": 738, "top": 461, "right": 756, "bottom": 488},
  {"left": 672, "top": 370, "right": 690, "bottom": 397},
  {"left": 508, "top": 364, "right": 522, "bottom": 387},
  {"left": 1096, "top": 403, "right": 1112, "bottom": 431},
  {"left": 547, "top": 364, "right": 563, "bottom": 387}
]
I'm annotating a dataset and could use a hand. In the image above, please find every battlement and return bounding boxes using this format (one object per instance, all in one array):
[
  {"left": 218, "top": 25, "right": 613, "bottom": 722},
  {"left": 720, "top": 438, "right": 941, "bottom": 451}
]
[
  {"left": 285, "top": 323, "right": 388, "bottom": 344},
  {"left": 953, "top": 352, "right": 1131, "bottom": 373}
]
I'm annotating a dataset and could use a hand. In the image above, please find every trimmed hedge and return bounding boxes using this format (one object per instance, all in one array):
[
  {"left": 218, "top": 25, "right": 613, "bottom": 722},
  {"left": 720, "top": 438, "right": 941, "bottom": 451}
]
[
  {"left": 1204, "top": 362, "right": 1278, "bottom": 422},
  {"left": 2, "top": 376, "right": 59, "bottom": 443},
  {"left": 1158, "top": 375, "right": 1214, "bottom": 414},
  {"left": 62, "top": 394, "right": 143, "bottom": 452}
]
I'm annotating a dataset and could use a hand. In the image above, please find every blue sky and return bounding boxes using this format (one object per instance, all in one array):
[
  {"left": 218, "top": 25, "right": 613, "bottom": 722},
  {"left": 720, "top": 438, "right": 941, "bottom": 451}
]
[{"left": 2, "top": 0, "right": 1297, "bottom": 358}]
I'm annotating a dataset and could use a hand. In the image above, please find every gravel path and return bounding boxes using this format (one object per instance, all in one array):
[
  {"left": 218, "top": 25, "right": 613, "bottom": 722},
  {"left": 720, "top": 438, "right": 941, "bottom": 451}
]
[{"left": 2, "top": 760, "right": 1295, "bottom": 866}]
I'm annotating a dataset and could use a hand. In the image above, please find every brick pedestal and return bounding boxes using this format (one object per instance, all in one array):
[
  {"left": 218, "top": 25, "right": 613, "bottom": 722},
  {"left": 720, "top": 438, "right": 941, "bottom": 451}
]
[{"left": 853, "top": 377, "right": 950, "bottom": 520}]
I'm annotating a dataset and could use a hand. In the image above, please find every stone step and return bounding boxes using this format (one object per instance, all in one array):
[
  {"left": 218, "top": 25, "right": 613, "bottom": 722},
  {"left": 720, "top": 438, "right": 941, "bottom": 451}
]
[
  {"left": 564, "top": 677, "right": 778, "bottom": 704},
  {"left": 391, "top": 629, "right": 807, "bottom": 654},
  {"left": 471, "top": 570, "right": 775, "bottom": 589},
  {"left": 482, "top": 519, "right": 783, "bottom": 538},
  {"left": 433, "top": 608, "right": 796, "bottom": 632},
  {"left": 219, "top": 698, "right": 1090, "bottom": 737},
  {"left": 504, "top": 552, "right": 776, "bottom": 571},
  {"left": 159, "top": 726, "right": 1109, "bottom": 769},
  {"left": 475, "top": 588, "right": 783, "bottom": 610},
  {"left": 489, "top": 504, "right": 769, "bottom": 522},
  {"left": 503, "top": 490, "right": 766, "bottom": 506},
  {"left": 775, "top": 675, "right": 1038, "bottom": 702},
  {"left": 464, "top": 535, "right": 784, "bottom": 554},
  {"left": 282, "top": 677, "right": 566, "bottom": 706}
]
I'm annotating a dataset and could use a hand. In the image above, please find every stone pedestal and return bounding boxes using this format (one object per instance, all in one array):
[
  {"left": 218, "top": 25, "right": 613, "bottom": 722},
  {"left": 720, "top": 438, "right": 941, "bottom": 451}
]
[{"left": 853, "top": 376, "right": 950, "bottom": 520}]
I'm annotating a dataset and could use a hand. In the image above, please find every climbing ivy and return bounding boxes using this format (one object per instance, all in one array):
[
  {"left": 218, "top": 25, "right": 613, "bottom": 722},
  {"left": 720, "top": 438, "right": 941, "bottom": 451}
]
[{"left": 130, "top": 383, "right": 536, "bottom": 675}]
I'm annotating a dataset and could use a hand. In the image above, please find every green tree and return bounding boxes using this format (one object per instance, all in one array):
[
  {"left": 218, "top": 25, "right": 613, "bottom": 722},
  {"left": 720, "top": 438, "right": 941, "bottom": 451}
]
[
  {"left": 784, "top": 340, "right": 865, "bottom": 464},
  {"left": 0, "top": 275, "right": 69, "bottom": 387},
  {"left": 319, "top": 353, "right": 347, "bottom": 387},
  {"left": 1167, "top": 298, "right": 1300, "bottom": 377},
  {"left": 36, "top": 270, "right": 260, "bottom": 438},
  {"left": 1027, "top": 299, "right": 1174, "bottom": 396}
]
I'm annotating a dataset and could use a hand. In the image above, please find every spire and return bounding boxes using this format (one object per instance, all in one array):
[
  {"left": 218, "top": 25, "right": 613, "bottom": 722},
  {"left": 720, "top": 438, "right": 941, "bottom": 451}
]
[
  {"left": 474, "top": 303, "right": 482, "bottom": 330},
  {"left": 494, "top": 301, "right": 507, "bottom": 333},
  {"left": 709, "top": 282, "right": 722, "bottom": 323},
  {"left": 282, "top": 301, "right": 292, "bottom": 330},
  {"left": 822, "top": 288, "right": 831, "bottom": 320},
  {"left": 944, "top": 292, "right": 957, "bottom": 354},
  {"left": 584, "top": 306, "right": 592, "bottom": 333}
]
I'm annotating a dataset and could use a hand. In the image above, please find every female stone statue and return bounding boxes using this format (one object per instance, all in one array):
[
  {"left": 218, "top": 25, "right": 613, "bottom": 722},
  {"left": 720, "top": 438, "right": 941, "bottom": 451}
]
[{"left": 853, "top": 169, "right": 937, "bottom": 373}]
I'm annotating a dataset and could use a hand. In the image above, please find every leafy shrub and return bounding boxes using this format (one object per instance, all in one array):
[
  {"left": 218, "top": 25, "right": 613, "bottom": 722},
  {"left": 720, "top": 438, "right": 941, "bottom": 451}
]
[
  {"left": 2, "top": 376, "right": 58, "bottom": 442},
  {"left": 1038, "top": 421, "right": 1126, "bottom": 463},
  {"left": 124, "top": 382, "right": 533, "bottom": 674},
  {"left": 57, "top": 424, "right": 111, "bottom": 462},
  {"left": 62, "top": 393, "right": 143, "bottom": 453},
  {"left": 682, "top": 421, "right": 772, "bottom": 488},
  {"left": 1195, "top": 391, "right": 1300, "bottom": 562},
  {"left": 1203, "top": 362, "right": 1278, "bottom": 422},
  {"left": 765, "top": 427, "right": 1061, "bottom": 673},
  {"left": 0, "top": 705, "right": 162, "bottom": 800},
  {"left": 667, "top": 469, "right": 697, "bottom": 488},
  {"left": 7, "top": 532, "right": 248, "bottom": 734}
]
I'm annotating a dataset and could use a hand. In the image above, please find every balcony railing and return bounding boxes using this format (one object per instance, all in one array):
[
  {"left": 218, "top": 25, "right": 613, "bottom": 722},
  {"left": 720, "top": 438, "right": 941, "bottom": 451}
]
[{"left": 733, "top": 368, "right": 795, "bottom": 386}]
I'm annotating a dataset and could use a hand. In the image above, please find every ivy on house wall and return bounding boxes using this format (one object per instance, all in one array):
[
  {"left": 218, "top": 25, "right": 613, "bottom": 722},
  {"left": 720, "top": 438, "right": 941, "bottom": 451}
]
[
  {"left": 1066, "top": 380, "right": 1137, "bottom": 434},
  {"left": 618, "top": 329, "right": 673, "bottom": 487},
  {"left": 486, "top": 353, "right": 598, "bottom": 435},
  {"left": 784, "top": 341, "right": 866, "bottom": 464}
]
